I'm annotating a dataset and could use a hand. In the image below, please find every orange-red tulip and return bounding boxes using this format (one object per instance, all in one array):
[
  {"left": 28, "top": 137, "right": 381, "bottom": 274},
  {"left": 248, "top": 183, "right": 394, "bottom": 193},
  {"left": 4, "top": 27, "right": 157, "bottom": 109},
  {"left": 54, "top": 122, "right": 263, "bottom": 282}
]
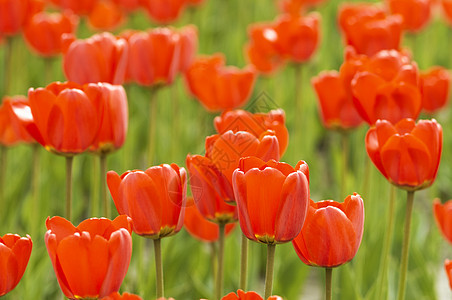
[
  {"left": 442, "top": 0, "right": 452, "bottom": 24},
  {"left": 351, "top": 49, "right": 421, "bottom": 125},
  {"left": 273, "top": 13, "right": 320, "bottom": 63},
  {"left": 141, "top": 0, "right": 186, "bottom": 24},
  {"left": 387, "top": 0, "right": 431, "bottom": 32},
  {"left": 222, "top": 289, "right": 283, "bottom": 300},
  {"left": 0, "top": 234, "right": 32, "bottom": 297},
  {"left": 0, "top": 96, "right": 35, "bottom": 146},
  {"left": 102, "top": 292, "right": 143, "bottom": 300},
  {"left": 0, "top": 0, "right": 44, "bottom": 36},
  {"left": 107, "top": 164, "right": 187, "bottom": 239},
  {"left": 184, "top": 198, "right": 236, "bottom": 242},
  {"left": 178, "top": 25, "right": 198, "bottom": 72},
  {"left": 312, "top": 71, "right": 363, "bottom": 130},
  {"left": 292, "top": 193, "right": 364, "bottom": 268},
  {"left": 366, "top": 118, "right": 442, "bottom": 190},
  {"left": 445, "top": 259, "right": 452, "bottom": 289},
  {"left": 88, "top": 0, "right": 124, "bottom": 30},
  {"left": 184, "top": 54, "right": 257, "bottom": 111},
  {"left": 112, "top": 0, "right": 140, "bottom": 11},
  {"left": 49, "top": 0, "right": 97, "bottom": 16},
  {"left": 233, "top": 157, "right": 310, "bottom": 244},
  {"left": 420, "top": 67, "right": 450, "bottom": 113},
  {"left": 88, "top": 83, "right": 128, "bottom": 154},
  {"left": 214, "top": 109, "right": 289, "bottom": 156},
  {"left": 23, "top": 11, "right": 78, "bottom": 57},
  {"left": 339, "top": 3, "right": 403, "bottom": 56},
  {"left": 433, "top": 199, "right": 452, "bottom": 244},
  {"left": 14, "top": 81, "right": 101, "bottom": 155},
  {"left": 63, "top": 32, "right": 128, "bottom": 85},
  {"left": 277, "top": 0, "right": 326, "bottom": 15},
  {"left": 45, "top": 215, "right": 132, "bottom": 300}
]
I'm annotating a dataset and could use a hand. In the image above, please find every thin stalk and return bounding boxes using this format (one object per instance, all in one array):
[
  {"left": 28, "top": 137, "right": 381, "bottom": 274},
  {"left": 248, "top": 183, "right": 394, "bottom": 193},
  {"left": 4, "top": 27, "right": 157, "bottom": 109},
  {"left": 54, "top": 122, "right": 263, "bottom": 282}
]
[
  {"left": 31, "top": 145, "right": 41, "bottom": 237},
  {"left": 396, "top": 190, "right": 415, "bottom": 300},
  {"left": 215, "top": 222, "right": 226, "bottom": 300},
  {"left": 239, "top": 234, "right": 248, "bottom": 290},
  {"left": 154, "top": 238, "right": 164, "bottom": 298},
  {"left": 210, "top": 241, "right": 217, "bottom": 290},
  {"left": 376, "top": 185, "right": 396, "bottom": 300},
  {"left": 340, "top": 132, "right": 349, "bottom": 199},
  {"left": 44, "top": 57, "right": 54, "bottom": 85},
  {"left": 361, "top": 155, "right": 371, "bottom": 197},
  {"left": 264, "top": 244, "right": 276, "bottom": 299},
  {"left": 294, "top": 63, "right": 303, "bottom": 116},
  {"left": 91, "top": 155, "right": 99, "bottom": 217},
  {"left": 148, "top": 88, "right": 159, "bottom": 166},
  {"left": 0, "top": 146, "right": 6, "bottom": 215},
  {"left": 100, "top": 153, "right": 109, "bottom": 218},
  {"left": 325, "top": 268, "right": 333, "bottom": 300},
  {"left": 65, "top": 156, "right": 74, "bottom": 221},
  {"left": 171, "top": 84, "right": 180, "bottom": 161},
  {"left": 3, "top": 37, "right": 13, "bottom": 96}
]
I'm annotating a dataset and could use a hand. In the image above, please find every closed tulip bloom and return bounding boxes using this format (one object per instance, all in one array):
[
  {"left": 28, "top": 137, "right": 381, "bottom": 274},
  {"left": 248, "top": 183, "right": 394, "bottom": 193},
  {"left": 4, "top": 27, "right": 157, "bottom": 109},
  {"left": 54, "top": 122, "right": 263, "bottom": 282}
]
[
  {"left": 339, "top": 3, "right": 403, "bottom": 56},
  {"left": 178, "top": 25, "right": 198, "bottom": 72},
  {"left": 141, "top": 0, "right": 186, "bottom": 24},
  {"left": 278, "top": 0, "right": 326, "bottom": 15},
  {"left": 63, "top": 32, "right": 129, "bottom": 85},
  {"left": 312, "top": 71, "right": 363, "bottom": 130},
  {"left": 102, "top": 292, "right": 143, "bottom": 300},
  {"left": 49, "top": 0, "right": 97, "bottom": 16},
  {"left": 214, "top": 109, "right": 289, "bottom": 156},
  {"left": 292, "top": 193, "right": 364, "bottom": 268},
  {"left": 274, "top": 13, "right": 320, "bottom": 63},
  {"left": 366, "top": 118, "right": 442, "bottom": 190},
  {"left": 445, "top": 260, "right": 452, "bottom": 289},
  {"left": 23, "top": 11, "right": 78, "bottom": 57},
  {"left": 0, "top": 234, "right": 32, "bottom": 297},
  {"left": 433, "top": 199, "right": 452, "bottom": 244},
  {"left": 184, "top": 54, "right": 257, "bottom": 111},
  {"left": 442, "top": 0, "right": 452, "bottom": 24},
  {"left": 107, "top": 164, "right": 187, "bottom": 239},
  {"left": 233, "top": 157, "right": 310, "bottom": 244},
  {"left": 88, "top": 0, "right": 124, "bottom": 30},
  {"left": 112, "top": 0, "right": 140, "bottom": 11},
  {"left": 0, "top": 0, "right": 44, "bottom": 36},
  {"left": 351, "top": 49, "right": 421, "bottom": 125},
  {"left": 45, "top": 216, "right": 132, "bottom": 300},
  {"left": 88, "top": 83, "right": 128, "bottom": 154},
  {"left": 222, "top": 289, "right": 283, "bottom": 300},
  {"left": 420, "top": 67, "right": 450, "bottom": 113},
  {"left": 387, "top": 0, "right": 431, "bottom": 32},
  {"left": 0, "top": 96, "right": 35, "bottom": 146}
]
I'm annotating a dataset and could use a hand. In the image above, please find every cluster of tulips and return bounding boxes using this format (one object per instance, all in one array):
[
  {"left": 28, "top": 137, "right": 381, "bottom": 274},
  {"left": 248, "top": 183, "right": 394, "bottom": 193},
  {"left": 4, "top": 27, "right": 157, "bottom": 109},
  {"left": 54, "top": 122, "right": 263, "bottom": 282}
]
[{"left": 1, "top": 0, "right": 452, "bottom": 299}]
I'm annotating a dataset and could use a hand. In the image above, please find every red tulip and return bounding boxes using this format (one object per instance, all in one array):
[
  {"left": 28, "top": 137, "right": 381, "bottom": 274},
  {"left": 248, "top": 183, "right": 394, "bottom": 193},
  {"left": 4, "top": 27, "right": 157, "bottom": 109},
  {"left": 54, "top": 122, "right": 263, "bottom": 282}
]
[
  {"left": 0, "top": 96, "right": 35, "bottom": 146},
  {"left": 141, "top": 0, "right": 186, "bottom": 24},
  {"left": 0, "top": 0, "right": 44, "bottom": 36},
  {"left": 387, "top": 0, "right": 431, "bottom": 32},
  {"left": 365, "top": 118, "right": 442, "bottom": 190},
  {"left": 88, "top": 0, "right": 124, "bottom": 30},
  {"left": 184, "top": 54, "right": 257, "bottom": 111},
  {"left": 273, "top": 13, "right": 320, "bottom": 63},
  {"left": 0, "top": 234, "right": 32, "bottom": 297},
  {"left": 351, "top": 49, "right": 421, "bottom": 125},
  {"left": 442, "top": 0, "right": 452, "bottom": 24},
  {"left": 233, "top": 157, "right": 310, "bottom": 244},
  {"left": 214, "top": 109, "right": 289, "bottom": 156},
  {"left": 184, "top": 198, "right": 236, "bottom": 242},
  {"left": 107, "top": 164, "right": 187, "bottom": 239},
  {"left": 178, "top": 25, "right": 198, "bottom": 72},
  {"left": 420, "top": 67, "right": 450, "bottom": 113},
  {"left": 112, "top": 0, "right": 140, "bottom": 11},
  {"left": 88, "top": 83, "right": 128, "bottom": 154},
  {"left": 338, "top": 3, "right": 403, "bottom": 56},
  {"left": 433, "top": 199, "right": 452, "bottom": 244},
  {"left": 102, "top": 292, "right": 143, "bottom": 300},
  {"left": 445, "top": 259, "right": 452, "bottom": 289},
  {"left": 277, "top": 0, "right": 326, "bottom": 15},
  {"left": 63, "top": 32, "right": 129, "bottom": 85},
  {"left": 292, "top": 193, "right": 364, "bottom": 267},
  {"left": 45, "top": 215, "right": 132, "bottom": 300},
  {"left": 222, "top": 289, "right": 283, "bottom": 300},
  {"left": 49, "top": 0, "right": 97, "bottom": 16},
  {"left": 23, "top": 11, "right": 78, "bottom": 57}
]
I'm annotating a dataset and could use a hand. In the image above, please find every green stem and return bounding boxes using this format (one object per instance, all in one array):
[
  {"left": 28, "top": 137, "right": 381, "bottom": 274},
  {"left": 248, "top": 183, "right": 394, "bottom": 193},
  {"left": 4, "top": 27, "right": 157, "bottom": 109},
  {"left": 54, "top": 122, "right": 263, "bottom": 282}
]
[
  {"left": 325, "top": 268, "right": 333, "bottom": 300},
  {"left": 3, "top": 37, "right": 13, "bottom": 96},
  {"left": 31, "top": 145, "right": 40, "bottom": 237},
  {"left": 148, "top": 87, "right": 159, "bottom": 166},
  {"left": 264, "top": 244, "right": 276, "bottom": 299},
  {"left": 100, "top": 153, "right": 109, "bottom": 218},
  {"left": 362, "top": 155, "right": 371, "bottom": 198},
  {"left": 171, "top": 84, "right": 180, "bottom": 162},
  {"left": 65, "top": 156, "right": 74, "bottom": 221},
  {"left": 340, "top": 132, "right": 349, "bottom": 199},
  {"left": 91, "top": 155, "right": 99, "bottom": 216},
  {"left": 376, "top": 185, "right": 396, "bottom": 300},
  {"left": 210, "top": 241, "right": 217, "bottom": 291},
  {"left": 294, "top": 64, "right": 303, "bottom": 115},
  {"left": 44, "top": 57, "right": 54, "bottom": 85},
  {"left": 154, "top": 238, "right": 164, "bottom": 298},
  {"left": 0, "top": 146, "right": 6, "bottom": 215},
  {"left": 396, "top": 190, "right": 415, "bottom": 300},
  {"left": 239, "top": 234, "right": 248, "bottom": 290},
  {"left": 215, "top": 222, "right": 226, "bottom": 300}
]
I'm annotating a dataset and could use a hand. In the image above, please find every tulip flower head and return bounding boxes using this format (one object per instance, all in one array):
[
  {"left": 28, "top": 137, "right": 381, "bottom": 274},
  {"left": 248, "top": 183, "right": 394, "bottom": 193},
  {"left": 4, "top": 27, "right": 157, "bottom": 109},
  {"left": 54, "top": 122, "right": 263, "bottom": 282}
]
[
  {"left": 102, "top": 292, "right": 143, "bottom": 300},
  {"left": 0, "top": 234, "right": 32, "bottom": 296},
  {"left": 433, "top": 199, "right": 452, "bottom": 244},
  {"left": 88, "top": 0, "right": 124, "bottom": 31},
  {"left": 420, "top": 67, "right": 450, "bottom": 114},
  {"left": 445, "top": 259, "right": 452, "bottom": 289},
  {"left": 45, "top": 215, "right": 132, "bottom": 300},
  {"left": 49, "top": 0, "right": 97, "bottom": 16},
  {"left": 107, "top": 164, "right": 187, "bottom": 239},
  {"left": 0, "top": 0, "right": 44, "bottom": 36},
  {"left": 366, "top": 118, "right": 442, "bottom": 191},
  {"left": 233, "top": 157, "right": 310, "bottom": 244},
  {"left": 222, "top": 289, "right": 283, "bottom": 300},
  {"left": 141, "top": 0, "right": 187, "bottom": 24},
  {"left": 0, "top": 96, "right": 35, "bottom": 146},
  {"left": 386, "top": 0, "right": 431, "bottom": 32},
  {"left": 442, "top": 0, "right": 452, "bottom": 24}
]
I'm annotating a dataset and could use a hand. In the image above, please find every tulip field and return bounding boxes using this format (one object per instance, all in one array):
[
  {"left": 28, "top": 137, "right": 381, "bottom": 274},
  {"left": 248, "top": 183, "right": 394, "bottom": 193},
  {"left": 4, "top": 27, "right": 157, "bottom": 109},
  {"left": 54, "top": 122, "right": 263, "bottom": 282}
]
[{"left": 2, "top": 0, "right": 452, "bottom": 299}]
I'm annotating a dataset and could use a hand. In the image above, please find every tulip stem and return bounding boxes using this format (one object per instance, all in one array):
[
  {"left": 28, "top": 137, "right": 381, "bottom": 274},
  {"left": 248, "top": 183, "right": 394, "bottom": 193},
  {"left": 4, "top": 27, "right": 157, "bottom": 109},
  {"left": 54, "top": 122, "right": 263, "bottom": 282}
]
[
  {"left": 154, "top": 238, "right": 164, "bottom": 298},
  {"left": 264, "top": 244, "right": 276, "bottom": 299},
  {"left": 340, "top": 132, "right": 349, "bottom": 199},
  {"left": 239, "top": 233, "right": 248, "bottom": 290},
  {"left": 0, "top": 146, "right": 6, "bottom": 217},
  {"left": 171, "top": 84, "right": 180, "bottom": 162},
  {"left": 3, "top": 37, "right": 13, "bottom": 95},
  {"left": 100, "top": 153, "right": 109, "bottom": 218},
  {"left": 396, "top": 190, "right": 415, "bottom": 300},
  {"left": 215, "top": 222, "right": 226, "bottom": 300},
  {"left": 91, "top": 155, "right": 100, "bottom": 216},
  {"left": 325, "top": 268, "right": 333, "bottom": 300},
  {"left": 148, "top": 87, "right": 159, "bottom": 166},
  {"left": 65, "top": 156, "right": 74, "bottom": 221},
  {"left": 31, "top": 145, "right": 41, "bottom": 237},
  {"left": 44, "top": 57, "right": 54, "bottom": 85},
  {"left": 376, "top": 185, "right": 396, "bottom": 300},
  {"left": 210, "top": 241, "right": 217, "bottom": 289}
]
